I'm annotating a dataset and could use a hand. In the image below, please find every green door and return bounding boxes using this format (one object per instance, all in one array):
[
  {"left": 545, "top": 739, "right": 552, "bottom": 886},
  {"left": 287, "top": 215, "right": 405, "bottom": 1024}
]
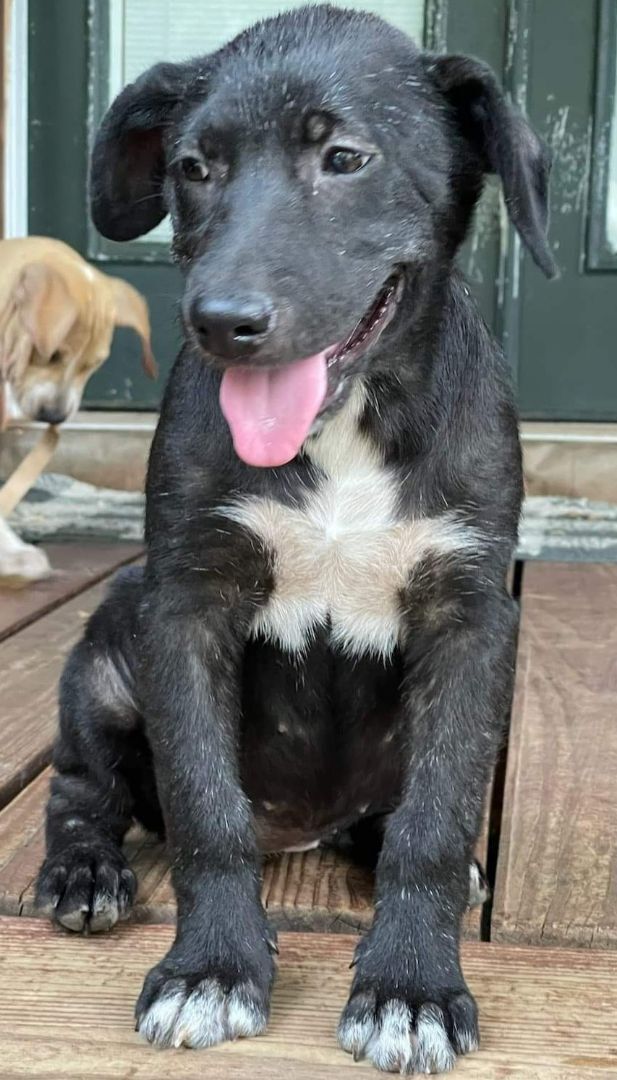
[
  {"left": 510, "top": 0, "right": 617, "bottom": 420},
  {"left": 28, "top": 0, "right": 617, "bottom": 418}
]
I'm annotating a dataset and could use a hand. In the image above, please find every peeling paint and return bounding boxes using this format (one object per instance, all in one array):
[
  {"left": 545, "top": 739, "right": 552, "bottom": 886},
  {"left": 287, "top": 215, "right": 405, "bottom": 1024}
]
[
  {"left": 497, "top": 188, "right": 510, "bottom": 312},
  {"left": 545, "top": 105, "right": 592, "bottom": 219},
  {"left": 506, "top": 3, "right": 518, "bottom": 75},
  {"left": 461, "top": 179, "right": 501, "bottom": 285}
]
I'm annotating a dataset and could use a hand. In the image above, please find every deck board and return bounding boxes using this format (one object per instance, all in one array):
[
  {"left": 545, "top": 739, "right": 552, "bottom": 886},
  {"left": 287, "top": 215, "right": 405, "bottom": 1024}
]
[
  {"left": 0, "top": 542, "right": 141, "bottom": 642},
  {"left": 0, "top": 550, "right": 140, "bottom": 811},
  {"left": 0, "top": 772, "right": 488, "bottom": 937},
  {"left": 0, "top": 918, "right": 615, "bottom": 1078},
  {"left": 492, "top": 562, "right": 617, "bottom": 948}
]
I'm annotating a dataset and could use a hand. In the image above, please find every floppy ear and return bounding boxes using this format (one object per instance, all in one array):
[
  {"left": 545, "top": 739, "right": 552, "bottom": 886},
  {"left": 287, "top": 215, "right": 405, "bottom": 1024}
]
[
  {"left": 90, "top": 60, "right": 203, "bottom": 242},
  {"left": 108, "top": 277, "right": 158, "bottom": 379},
  {"left": 428, "top": 54, "right": 557, "bottom": 278},
  {"left": 15, "top": 263, "right": 79, "bottom": 358}
]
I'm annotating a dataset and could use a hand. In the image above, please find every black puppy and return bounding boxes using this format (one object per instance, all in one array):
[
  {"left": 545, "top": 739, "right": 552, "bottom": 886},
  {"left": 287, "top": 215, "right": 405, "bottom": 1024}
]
[{"left": 36, "top": 5, "right": 554, "bottom": 1073}]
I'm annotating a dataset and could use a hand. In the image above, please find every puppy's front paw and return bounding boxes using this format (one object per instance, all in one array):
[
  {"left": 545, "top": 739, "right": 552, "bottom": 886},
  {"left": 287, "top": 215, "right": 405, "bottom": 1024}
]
[
  {"left": 338, "top": 985, "right": 478, "bottom": 1074},
  {"left": 36, "top": 842, "right": 136, "bottom": 933},
  {"left": 136, "top": 948, "right": 275, "bottom": 1049}
]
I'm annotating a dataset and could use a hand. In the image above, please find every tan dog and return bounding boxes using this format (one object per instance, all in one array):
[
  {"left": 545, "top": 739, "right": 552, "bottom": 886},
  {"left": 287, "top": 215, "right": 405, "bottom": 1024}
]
[{"left": 0, "top": 235, "right": 155, "bottom": 586}]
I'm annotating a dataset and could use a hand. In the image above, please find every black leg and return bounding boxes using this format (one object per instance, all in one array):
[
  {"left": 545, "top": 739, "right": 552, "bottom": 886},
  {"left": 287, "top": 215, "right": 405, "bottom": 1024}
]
[
  {"left": 338, "top": 573, "right": 517, "bottom": 1074},
  {"left": 134, "top": 586, "right": 276, "bottom": 1050},
  {"left": 36, "top": 638, "right": 143, "bottom": 932}
]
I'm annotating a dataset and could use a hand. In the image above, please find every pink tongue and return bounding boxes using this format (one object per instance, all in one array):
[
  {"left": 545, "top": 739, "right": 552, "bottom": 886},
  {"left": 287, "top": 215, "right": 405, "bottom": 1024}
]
[{"left": 220, "top": 352, "right": 328, "bottom": 467}]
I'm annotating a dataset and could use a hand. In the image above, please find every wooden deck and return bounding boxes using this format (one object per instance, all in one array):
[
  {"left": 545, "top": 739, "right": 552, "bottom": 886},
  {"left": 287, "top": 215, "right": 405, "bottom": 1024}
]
[{"left": 0, "top": 544, "right": 616, "bottom": 1077}]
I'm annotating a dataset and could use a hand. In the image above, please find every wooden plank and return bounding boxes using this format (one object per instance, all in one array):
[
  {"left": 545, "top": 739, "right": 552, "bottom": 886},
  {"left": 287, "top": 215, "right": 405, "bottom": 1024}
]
[
  {"left": 0, "top": 570, "right": 138, "bottom": 811},
  {"left": 0, "top": 772, "right": 488, "bottom": 938},
  {"left": 0, "top": 772, "right": 51, "bottom": 915},
  {"left": 0, "top": 918, "right": 615, "bottom": 1078},
  {"left": 0, "top": 780, "right": 376, "bottom": 929},
  {"left": 262, "top": 847, "right": 374, "bottom": 933},
  {"left": 492, "top": 562, "right": 617, "bottom": 948},
  {"left": 0, "top": 542, "right": 141, "bottom": 642}
]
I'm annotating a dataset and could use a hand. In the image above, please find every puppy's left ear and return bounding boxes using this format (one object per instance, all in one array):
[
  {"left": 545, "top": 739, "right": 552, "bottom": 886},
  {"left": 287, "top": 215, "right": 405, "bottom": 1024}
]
[
  {"left": 428, "top": 54, "right": 557, "bottom": 278},
  {"left": 15, "top": 263, "right": 79, "bottom": 357},
  {"left": 109, "top": 277, "right": 158, "bottom": 379},
  {"left": 91, "top": 60, "right": 201, "bottom": 242}
]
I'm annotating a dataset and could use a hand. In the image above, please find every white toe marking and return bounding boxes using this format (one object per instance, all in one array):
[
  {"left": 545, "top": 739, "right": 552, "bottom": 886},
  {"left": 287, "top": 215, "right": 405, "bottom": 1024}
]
[
  {"left": 226, "top": 985, "right": 268, "bottom": 1039},
  {"left": 337, "top": 1013, "right": 374, "bottom": 1056},
  {"left": 366, "top": 1000, "right": 413, "bottom": 1073},
  {"left": 140, "top": 986, "right": 186, "bottom": 1045},
  {"left": 416, "top": 1006, "right": 456, "bottom": 1073},
  {"left": 90, "top": 897, "right": 119, "bottom": 931},
  {"left": 173, "top": 978, "right": 226, "bottom": 1048},
  {"left": 339, "top": 997, "right": 462, "bottom": 1073},
  {"left": 140, "top": 977, "right": 266, "bottom": 1049},
  {"left": 453, "top": 1023, "right": 480, "bottom": 1055}
]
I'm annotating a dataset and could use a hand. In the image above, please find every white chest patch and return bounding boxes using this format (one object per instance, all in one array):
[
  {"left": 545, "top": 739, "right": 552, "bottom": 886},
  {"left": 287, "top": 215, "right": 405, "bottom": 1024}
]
[{"left": 221, "top": 386, "right": 484, "bottom": 660}]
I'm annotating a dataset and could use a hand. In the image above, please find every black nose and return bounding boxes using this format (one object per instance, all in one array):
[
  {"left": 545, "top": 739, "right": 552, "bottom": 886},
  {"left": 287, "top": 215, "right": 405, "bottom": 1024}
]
[
  {"left": 36, "top": 405, "right": 66, "bottom": 425},
  {"left": 189, "top": 295, "right": 274, "bottom": 360}
]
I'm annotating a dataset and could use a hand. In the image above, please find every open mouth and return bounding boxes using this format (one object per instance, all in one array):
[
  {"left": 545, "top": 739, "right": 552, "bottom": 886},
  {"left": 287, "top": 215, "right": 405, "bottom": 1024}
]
[
  {"left": 220, "top": 270, "right": 404, "bottom": 468},
  {"left": 324, "top": 272, "right": 404, "bottom": 381}
]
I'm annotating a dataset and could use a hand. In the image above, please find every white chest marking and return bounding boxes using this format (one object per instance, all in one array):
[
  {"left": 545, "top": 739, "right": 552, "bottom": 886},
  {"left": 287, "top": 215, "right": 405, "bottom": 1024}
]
[{"left": 222, "top": 386, "right": 484, "bottom": 660}]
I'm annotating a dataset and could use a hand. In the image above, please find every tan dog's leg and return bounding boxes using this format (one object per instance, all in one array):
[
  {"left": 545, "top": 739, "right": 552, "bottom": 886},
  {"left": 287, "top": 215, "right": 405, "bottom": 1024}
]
[{"left": 0, "top": 516, "right": 51, "bottom": 588}]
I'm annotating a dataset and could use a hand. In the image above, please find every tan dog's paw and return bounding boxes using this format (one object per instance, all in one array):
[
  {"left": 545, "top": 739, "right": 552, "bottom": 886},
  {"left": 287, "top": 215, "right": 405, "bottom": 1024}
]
[{"left": 0, "top": 530, "right": 51, "bottom": 588}]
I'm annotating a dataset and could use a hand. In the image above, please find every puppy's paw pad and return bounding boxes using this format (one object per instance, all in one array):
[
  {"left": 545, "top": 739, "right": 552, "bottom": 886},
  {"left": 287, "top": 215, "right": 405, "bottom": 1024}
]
[
  {"left": 36, "top": 845, "right": 136, "bottom": 933},
  {"left": 137, "top": 975, "right": 268, "bottom": 1049},
  {"left": 338, "top": 990, "right": 478, "bottom": 1074}
]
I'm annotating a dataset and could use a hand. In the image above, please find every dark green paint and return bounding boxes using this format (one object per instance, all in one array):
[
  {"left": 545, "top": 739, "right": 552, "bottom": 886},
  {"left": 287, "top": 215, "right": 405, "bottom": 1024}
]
[{"left": 516, "top": 0, "right": 617, "bottom": 419}]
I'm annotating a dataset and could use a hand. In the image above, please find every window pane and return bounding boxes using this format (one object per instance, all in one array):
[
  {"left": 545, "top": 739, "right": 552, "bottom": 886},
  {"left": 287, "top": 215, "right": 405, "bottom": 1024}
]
[
  {"left": 106, "top": 0, "right": 425, "bottom": 244},
  {"left": 607, "top": 81, "right": 617, "bottom": 254}
]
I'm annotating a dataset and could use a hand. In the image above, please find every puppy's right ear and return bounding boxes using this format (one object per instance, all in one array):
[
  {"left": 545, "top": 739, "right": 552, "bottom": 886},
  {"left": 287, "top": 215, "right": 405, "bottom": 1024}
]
[{"left": 90, "top": 60, "right": 204, "bottom": 242}]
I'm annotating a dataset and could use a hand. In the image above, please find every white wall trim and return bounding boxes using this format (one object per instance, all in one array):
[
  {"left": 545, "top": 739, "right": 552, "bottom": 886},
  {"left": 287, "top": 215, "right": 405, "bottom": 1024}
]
[{"left": 3, "top": 0, "right": 29, "bottom": 238}]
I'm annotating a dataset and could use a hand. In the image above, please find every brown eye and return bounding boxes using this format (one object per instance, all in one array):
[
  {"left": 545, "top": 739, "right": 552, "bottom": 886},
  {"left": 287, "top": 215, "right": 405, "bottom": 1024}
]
[
  {"left": 181, "top": 157, "right": 209, "bottom": 182},
  {"left": 324, "top": 147, "right": 370, "bottom": 175}
]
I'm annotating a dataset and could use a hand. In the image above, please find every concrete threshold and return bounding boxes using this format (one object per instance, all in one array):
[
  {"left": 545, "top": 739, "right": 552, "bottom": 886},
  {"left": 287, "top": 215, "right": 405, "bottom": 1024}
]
[{"left": 2, "top": 414, "right": 617, "bottom": 502}]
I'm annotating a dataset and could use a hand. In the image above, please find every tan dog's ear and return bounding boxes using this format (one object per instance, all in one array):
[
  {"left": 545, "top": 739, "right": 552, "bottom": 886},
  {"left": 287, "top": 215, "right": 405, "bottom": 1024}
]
[
  {"left": 109, "top": 277, "right": 158, "bottom": 379},
  {"left": 15, "top": 263, "right": 79, "bottom": 358}
]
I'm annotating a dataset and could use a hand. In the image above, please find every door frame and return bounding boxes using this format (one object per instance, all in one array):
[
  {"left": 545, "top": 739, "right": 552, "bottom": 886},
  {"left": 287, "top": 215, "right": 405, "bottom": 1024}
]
[{"left": 2, "top": 0, "right": 29, "bottom": 238}]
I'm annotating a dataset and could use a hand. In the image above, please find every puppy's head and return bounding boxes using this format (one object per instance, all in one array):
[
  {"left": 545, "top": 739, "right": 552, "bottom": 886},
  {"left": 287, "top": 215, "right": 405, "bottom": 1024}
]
[
  {"left": 91, "top": 4, "right": 555, "bottom": 467},
  {"left": 5, "top": 256, "right": 155, "bottom": 425}
]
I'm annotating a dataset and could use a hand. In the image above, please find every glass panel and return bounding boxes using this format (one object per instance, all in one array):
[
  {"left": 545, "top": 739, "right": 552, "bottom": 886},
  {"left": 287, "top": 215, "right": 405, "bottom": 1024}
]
[
  {"left": 607, "top": 83, "right": 617, "bottom": 253},
  {"left": 588, "top": 0, "right": 617, "bottom": 268},
  {"left": 105, "top": 0, "right": 425, "bottom": 244}
]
